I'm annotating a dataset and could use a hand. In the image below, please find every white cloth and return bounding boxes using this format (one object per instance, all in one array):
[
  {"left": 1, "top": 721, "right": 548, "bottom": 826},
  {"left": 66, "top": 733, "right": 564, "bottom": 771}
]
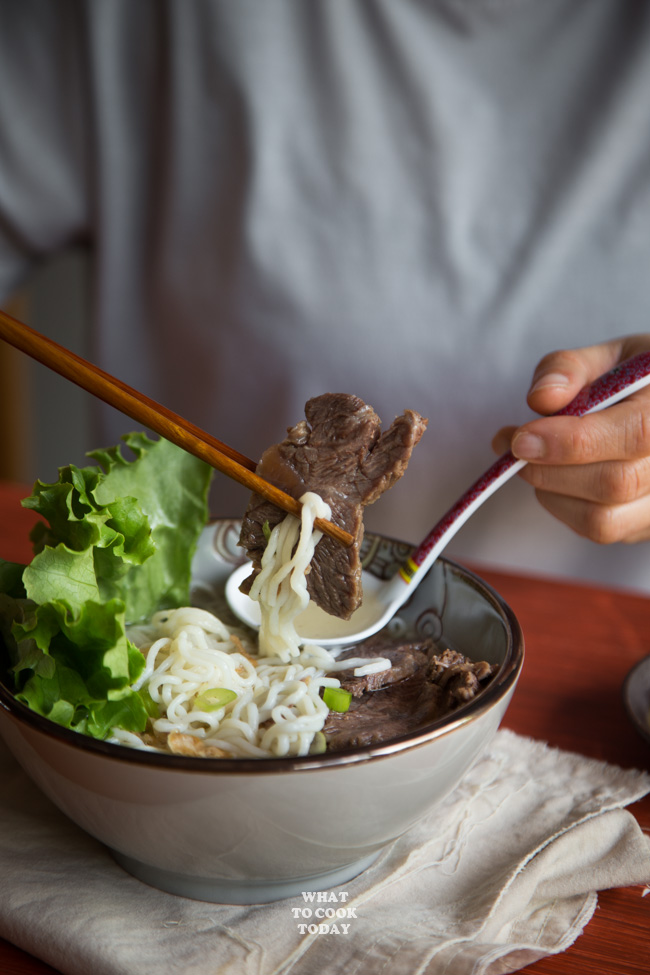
[
  {"left": 3, "top": 1, "right": 650, "bottom": 591},
  {"left": 1, "top": 729, "right": 649, "bottom": 975}
]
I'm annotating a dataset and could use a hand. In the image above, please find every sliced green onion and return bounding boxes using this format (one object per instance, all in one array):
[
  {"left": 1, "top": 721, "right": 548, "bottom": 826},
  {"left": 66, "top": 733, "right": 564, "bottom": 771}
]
[
  {"left": 309, "top": 731, "right": 327, "bottom": 755},
  {"left": 262, "top": 520, "right": 272, "bottom": 542},
  {"left": 323, "top": 686, "right": 352, "bottom": 713},
  {"left": 193, "top": 688, "right": 238, "bottom": 712}
]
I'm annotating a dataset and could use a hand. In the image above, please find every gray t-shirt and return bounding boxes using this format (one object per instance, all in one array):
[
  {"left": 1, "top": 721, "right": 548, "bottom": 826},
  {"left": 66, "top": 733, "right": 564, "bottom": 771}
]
[{"left": 2, "top": 0, "right": 650, "bottom": 590}]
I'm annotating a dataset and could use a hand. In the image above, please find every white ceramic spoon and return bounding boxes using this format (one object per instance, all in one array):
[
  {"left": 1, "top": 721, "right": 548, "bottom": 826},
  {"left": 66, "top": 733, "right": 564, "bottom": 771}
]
[{"left": 226, "top": 352, "right": 650, "bottom": 645}]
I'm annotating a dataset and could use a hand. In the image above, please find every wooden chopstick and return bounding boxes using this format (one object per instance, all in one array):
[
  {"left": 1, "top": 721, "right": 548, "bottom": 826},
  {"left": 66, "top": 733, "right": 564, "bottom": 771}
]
[{"left": 0, "top": 309, "right": 354, "bottom": 548}]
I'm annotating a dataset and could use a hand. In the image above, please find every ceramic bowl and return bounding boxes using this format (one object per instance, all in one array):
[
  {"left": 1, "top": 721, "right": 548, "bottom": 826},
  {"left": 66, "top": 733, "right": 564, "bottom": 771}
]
[
  {"left": 0, "top": 521, "right": 524, "bottom": 904},
  {"left": 622, "top": 654, "right": 650, "bottom": 747}
]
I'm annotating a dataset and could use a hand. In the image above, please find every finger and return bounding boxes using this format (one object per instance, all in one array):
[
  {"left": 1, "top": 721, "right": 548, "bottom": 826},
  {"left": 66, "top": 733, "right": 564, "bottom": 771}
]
[
  {"left": 533, "top": 488, "right": 650, "bottom": 545},
  {"left": 526, "top": 340, "right": 628, "bottom": 416},
  {"left": 491, "top": 425, "right": 517, "bottom": 455},
  {"left": 518, "top": 454, "right": 650, "bottom": 505},
  {"left": 493, "top": 336, "right": 650, "bottom": 455},
  {"left": 510, "top": 392, "right": 650, "bottom": 465}
]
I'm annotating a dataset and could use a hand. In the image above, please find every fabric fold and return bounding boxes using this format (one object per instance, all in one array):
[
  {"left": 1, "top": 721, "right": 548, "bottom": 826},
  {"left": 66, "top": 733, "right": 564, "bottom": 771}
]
[{"left": 0, "top": 729, "right": 648, "bottom": 975}]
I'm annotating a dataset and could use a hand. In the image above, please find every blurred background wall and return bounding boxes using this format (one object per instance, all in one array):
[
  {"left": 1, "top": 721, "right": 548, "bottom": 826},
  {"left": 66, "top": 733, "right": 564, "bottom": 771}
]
[{"left": 0, "top": 249, "right": 91, "bottom": 485}]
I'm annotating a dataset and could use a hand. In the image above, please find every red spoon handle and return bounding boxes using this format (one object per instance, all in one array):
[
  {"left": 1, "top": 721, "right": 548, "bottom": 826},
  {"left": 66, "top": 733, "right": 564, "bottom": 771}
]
[{"left": 404, "top": 351, "right": 650, "bottom": 577}]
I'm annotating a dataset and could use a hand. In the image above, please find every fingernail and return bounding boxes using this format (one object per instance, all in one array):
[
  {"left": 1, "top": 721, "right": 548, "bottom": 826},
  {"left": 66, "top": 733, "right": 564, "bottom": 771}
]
[
  {"left": 511, "top": 432, "right": 545, "bottom": 460},
  {"left": 529, "top": 372, "right": 571, "bottom": 395}
]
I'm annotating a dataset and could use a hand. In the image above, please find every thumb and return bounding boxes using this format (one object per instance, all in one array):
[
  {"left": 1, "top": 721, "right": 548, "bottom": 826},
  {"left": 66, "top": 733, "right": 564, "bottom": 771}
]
[{"left": 526, "top": 340, "right": 627, "bottom": 416}]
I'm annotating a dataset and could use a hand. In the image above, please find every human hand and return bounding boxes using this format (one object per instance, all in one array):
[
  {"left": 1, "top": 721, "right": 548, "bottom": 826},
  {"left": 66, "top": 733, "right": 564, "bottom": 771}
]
[{"left": 491, "top": 336, "right": 650, "bottom": 544}]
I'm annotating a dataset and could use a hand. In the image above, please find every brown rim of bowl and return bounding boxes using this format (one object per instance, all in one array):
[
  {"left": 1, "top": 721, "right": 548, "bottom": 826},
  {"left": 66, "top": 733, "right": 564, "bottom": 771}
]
[{"left": 0, "top": 557, "right": 524, "bottom": 775}]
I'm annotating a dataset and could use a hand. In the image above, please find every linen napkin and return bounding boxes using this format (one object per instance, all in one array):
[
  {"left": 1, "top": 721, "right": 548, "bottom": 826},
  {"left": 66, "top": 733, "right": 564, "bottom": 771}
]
[{"left": 0, "top": 728, "right": 649, "bottom": 975}]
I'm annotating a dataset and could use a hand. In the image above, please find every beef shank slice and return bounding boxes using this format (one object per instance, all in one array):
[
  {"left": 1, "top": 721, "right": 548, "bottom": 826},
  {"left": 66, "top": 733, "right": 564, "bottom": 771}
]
[
  {"left": 238, "top": 393, "right": 427, "bottom": 619},
  {"left": 333, "top": 639, "right": 433, "bottom": 696},
  {"left": 322, "top": 640, "right": 498, "bottom": 752}
]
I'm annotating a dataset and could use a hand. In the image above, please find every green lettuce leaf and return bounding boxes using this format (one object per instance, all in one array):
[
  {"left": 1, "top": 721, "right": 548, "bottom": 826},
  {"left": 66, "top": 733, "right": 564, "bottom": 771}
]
[
  {"left": 0, "top": 432, "right": 213, "bottom": 741},
  {"left": 0, "top": 562, "right": 26, "bottom": 601},
  {"left": 22, "top": 432, "right": 213, "bottom": 622}
]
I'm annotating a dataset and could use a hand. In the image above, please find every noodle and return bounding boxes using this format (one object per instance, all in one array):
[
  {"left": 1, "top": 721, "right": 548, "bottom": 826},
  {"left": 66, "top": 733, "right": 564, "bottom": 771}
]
[
  {"left": 114, "top": 492, "right": 391, "bottom": 758},
  {"left": 249, "top": 491, "right": 330, "bottom": 661},
  {"left": 121, "top": 607, "right": 341, "bottom": 757}
]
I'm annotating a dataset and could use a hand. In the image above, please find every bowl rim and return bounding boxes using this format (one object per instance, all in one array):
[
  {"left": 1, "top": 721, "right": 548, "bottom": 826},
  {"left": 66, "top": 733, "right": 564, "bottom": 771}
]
[{"left": 0, "top": 555, "right": 524, "bottom": 775}]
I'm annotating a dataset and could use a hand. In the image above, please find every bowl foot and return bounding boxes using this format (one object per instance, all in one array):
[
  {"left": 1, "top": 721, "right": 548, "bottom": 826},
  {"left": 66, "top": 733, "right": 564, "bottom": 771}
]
[{"left": 111, "top": 849, "right": 382, "bottom": 904}]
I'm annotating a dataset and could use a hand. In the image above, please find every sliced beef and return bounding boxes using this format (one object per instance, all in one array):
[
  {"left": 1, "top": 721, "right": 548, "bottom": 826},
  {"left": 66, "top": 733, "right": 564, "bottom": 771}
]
[
  {"left": 322, "top": 640, "right": 498, "bottom": 752},
  {"left": 239, "top": 393, "right": 427, "bottom": 619},
  {"left": 323, "top": 671, "right": 441, "bottom": 751},
  {"left": 334, "top": 639, "right": 432, "bottom": 697},
  {"left": 427, "top": 648, "right": 496, "bottom": 711}
]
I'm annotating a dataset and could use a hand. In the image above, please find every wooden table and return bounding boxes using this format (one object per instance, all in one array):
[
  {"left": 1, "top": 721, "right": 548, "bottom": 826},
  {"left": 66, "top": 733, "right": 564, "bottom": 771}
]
[{"left": 0, "top": 481, "right": 648, "bottom": 975}]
